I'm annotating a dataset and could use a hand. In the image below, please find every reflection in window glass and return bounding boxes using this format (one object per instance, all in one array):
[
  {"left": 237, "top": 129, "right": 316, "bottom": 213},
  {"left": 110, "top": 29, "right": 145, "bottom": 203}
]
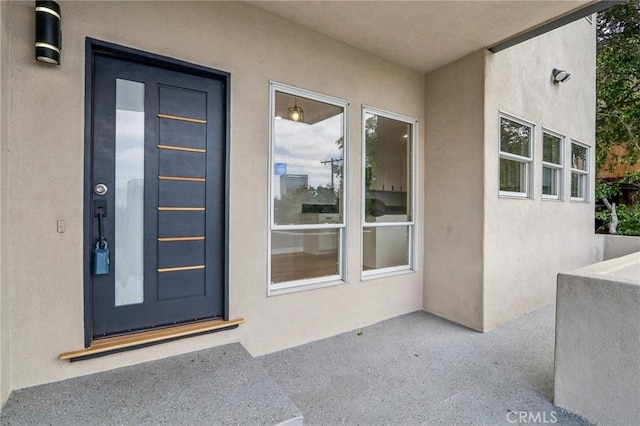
[
  {"left": 271, "top": 229, "right": 340, "bottom": 284},
  {"left": 499, "top": 115, "right": 533, "bottom": 197},
  {"left": 362, "top": 108, "right": 415, "bottom": 276},
  {"left": 269, "top": 84, "right": 347, "bottom": 290},
  {"left": 363, "top": 226, "right": 409, "bottom": 270},
  {"left": 272, "top": 91, "right": 344, "bottom": 226},
  {"left": 500, "top": 117, "right": 531, "bottom": 157},
  {"left": 543, "top": 167, "right": 559, "bottom": 197},
  {"left": 364, "top": 113, "right": 412, "bottom": 223},
  {"left": 543, "top": 133, "right": 562, "bottom": 164},
  {"left": 571, "top": 174, "right": 585, "bottom": 198},
  {"left": 500, "top": 158, "right": 527, "bottom": 193},
  {"left": 542, "top": 132, "right": 563, "bottom": 198},
  {"left": 571, "top": 142, "right": 589, "bottom": 200},
  {"left": 572, "top": 144, "right": 587, "bottom": 171},
  {"left": 114, "top": 79, "right": 145, "bottom": 307}
]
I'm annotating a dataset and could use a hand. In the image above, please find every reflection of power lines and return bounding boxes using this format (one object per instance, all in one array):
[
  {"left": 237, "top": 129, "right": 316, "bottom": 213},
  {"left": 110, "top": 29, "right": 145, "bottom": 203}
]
[{"left": 321, "top": 158, "right": 343, "bottom": 191}]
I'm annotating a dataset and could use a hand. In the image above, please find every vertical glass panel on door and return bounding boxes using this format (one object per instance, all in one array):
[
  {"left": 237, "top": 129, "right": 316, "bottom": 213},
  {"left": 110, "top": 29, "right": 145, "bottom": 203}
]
[
  {"left": 362, "top": 226, "right": 409, "bottom": 270},
  {"left": 272, "top": 91, "right": 344, "bottom": 226},
  {"left": 364, "top": 113, "right": 412, "bottom": 223},
  {"left": 271, "top": 229, "right": 340, "bottom": 283},
  {"left": 114, "top": 79, "right": 145, "bottom": 306}
]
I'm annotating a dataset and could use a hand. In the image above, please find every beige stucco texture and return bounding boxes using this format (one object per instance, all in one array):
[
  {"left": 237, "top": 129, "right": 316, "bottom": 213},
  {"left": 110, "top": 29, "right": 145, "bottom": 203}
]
[
  {"left": 424, "top": 51, "right": 485, "bottom": 331},
  {"left": 1, "top": 0, "right": 10, "bottom": 406},
  {"left": 424, "top": 18, "right": 599, "bottom": 332},
  {"left": 0, "top": 0, "right": 605, "bottom": 404},
  {"left": 484, "top": 18, "right": 598, "bottom": 330},
  {"left": 555, "top": 252, "right": 640, "bottom": 425},
  {"left": 1, "top": 0, "right": 424, "bottom": 392}
]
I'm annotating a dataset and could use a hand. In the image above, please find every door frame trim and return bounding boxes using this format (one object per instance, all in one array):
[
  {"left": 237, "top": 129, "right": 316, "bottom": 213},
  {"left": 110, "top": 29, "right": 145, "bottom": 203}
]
[{"left": 83, "top": 38, "right": 231, "bottom": 348}]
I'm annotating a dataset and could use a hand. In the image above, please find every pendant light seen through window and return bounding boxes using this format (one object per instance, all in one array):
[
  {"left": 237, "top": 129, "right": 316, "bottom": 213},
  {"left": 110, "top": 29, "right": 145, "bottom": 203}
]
[{"left": 288, "top": 98, "right": 304, "bottom": 123}]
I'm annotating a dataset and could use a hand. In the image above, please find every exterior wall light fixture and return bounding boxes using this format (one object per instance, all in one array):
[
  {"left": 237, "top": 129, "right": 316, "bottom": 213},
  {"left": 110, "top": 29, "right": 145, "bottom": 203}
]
[
  {"left": 35, "top": 0, "right": 61, "bottom": 65},
  {"left": 288, "top": 98, "right": 304, "bottom": 122},
  {"left": 552, "top": 68, "right": 571, "bottom": 84}
]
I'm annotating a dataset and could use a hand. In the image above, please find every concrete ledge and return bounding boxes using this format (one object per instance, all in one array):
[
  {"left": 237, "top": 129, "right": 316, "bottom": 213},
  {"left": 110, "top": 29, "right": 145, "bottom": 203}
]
[
  {"left": 600, "top": 234, "right": 640, "bottom": 261},
  {"left": 1, "top": 343, "right": 303, "bottom": 425},
  {"left": 554, "top": 252, "right": 640, "bottom": 425}
]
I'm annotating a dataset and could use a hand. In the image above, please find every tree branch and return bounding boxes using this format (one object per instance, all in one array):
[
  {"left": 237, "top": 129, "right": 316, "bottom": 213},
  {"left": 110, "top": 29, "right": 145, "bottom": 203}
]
[
  {"left": 601, "top": 197, "right": 619, "bottom": 234},
  {"left": 596, "top": 111, "right": 640, "bottom": 153}
]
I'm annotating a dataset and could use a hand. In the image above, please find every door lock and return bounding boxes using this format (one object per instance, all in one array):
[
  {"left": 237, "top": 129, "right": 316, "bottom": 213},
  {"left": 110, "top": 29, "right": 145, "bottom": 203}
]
[{"left": 94, "top": 183, "right": 108, "bottom": 196}]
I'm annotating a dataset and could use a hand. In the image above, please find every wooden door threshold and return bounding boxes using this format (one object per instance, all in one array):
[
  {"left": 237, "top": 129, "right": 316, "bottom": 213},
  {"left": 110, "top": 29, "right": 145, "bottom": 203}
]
[{"left": 60, "top": 318, "right": 244, "bottom": 362}]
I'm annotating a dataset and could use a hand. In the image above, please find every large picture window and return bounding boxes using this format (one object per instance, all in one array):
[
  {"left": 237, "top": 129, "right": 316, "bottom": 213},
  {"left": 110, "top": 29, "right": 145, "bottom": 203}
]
[
  {"left": 542, "top": 130, "right": 564, "bottom": 200},
  {"left": 269, "top": 82, "right": 348, "bottom": 294},
  {"left": 362, "top": 107, "right": 416, "bottom": 276},
  {"left": 571, "top": 141, "right": 589, "bottom": 201},
  {"left": 499, "top": 114, "right": 533, "bottom": 198}
]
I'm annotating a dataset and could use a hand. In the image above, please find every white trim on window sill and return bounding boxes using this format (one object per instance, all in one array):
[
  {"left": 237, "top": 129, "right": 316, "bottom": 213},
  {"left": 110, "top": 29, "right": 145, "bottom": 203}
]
[
  {"left": 268, "top": 277, "right": 346, "bottom": 296},
  {"left": 499, "top": 190, "right": 531, "bottom": 199},
  {"left": 361, "top": 266, "right": 415, "bottom": 281},
  {"left": 570, "top": 197, "right": 589, "bottom": 203}
]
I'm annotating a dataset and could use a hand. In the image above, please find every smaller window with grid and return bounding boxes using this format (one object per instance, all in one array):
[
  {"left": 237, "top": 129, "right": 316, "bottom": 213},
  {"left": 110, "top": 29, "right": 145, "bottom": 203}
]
[
  {"left": 499, "top": 114, "right": 534, "bottom": 198},
  {"left": 542, "top": 130, "right": 564, "bottom": 200},
  {"left": 570, "top": 141, "right": 589, "bottom": 202}
]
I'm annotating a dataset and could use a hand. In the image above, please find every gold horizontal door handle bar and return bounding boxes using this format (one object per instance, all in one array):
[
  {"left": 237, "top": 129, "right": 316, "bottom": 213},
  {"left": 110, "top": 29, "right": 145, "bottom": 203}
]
[
  {"left": 158, "top": 176, "right": 206, "bottom": 182},
  {"left": 157, "top": 113, "right": 207, "bottom": 124},
  {"left": 157, "top": 265, "right": 205, "bottom": 273},
  {"left": 157, "top": 207, "right": 205, "bottom": 211},
  {"left": 157, "top": 144, "right": 206, "bottom": 153},
  {"left": 157, "top": 236, "right": 206, "bottom": 242}
]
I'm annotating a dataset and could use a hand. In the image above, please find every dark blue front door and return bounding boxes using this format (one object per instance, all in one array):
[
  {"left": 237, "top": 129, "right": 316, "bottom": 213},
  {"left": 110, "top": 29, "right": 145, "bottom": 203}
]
[{"left": 89, "top": 53, "right": 227, "bottom": 337}]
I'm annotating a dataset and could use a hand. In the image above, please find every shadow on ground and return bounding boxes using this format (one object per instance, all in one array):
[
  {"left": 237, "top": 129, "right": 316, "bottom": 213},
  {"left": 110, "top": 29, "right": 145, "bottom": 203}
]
[
  {"left": 259, "top": 304, "right": 592, "bottom": 426},
  {"left": 1, "top": 304, "right": 591, "bottom": 425}
]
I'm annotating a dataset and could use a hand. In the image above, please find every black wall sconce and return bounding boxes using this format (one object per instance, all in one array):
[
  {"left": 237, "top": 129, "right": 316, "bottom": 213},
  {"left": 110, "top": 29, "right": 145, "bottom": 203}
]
[
  {"left": 35, "top": 0, "right": 61, "bottom": 65},
  {"left": 552, "top": 68, "right": 571, "bottom": 84}
]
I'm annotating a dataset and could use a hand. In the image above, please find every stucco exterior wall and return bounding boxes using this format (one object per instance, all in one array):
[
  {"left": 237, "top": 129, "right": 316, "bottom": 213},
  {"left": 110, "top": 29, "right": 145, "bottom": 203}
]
[
  {"left": 0, "top": 0, "right": 10, "bottom": 408},
  {"left": 483, "top": 18, "right": 599, "bottom": 330},
  {"left": 424, "top": 51, "right": 485, "bottom": 331},
  {"left": 2, "top": 0, "right": 424, "bottom": 392},
  {"left": 600, "top": 234, "right": 640, "bottom": 260}
]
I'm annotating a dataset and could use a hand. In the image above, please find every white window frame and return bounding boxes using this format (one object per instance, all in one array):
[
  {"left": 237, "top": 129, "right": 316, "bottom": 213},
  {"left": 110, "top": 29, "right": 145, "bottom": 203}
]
[
  {"left": 361, "top": 106, "right": 418, "bottom": 279},
  {"left": 541, "top": 128, "right": 565, "bottom": 201},
  {"left": 570, "top": 140, "right": 590, "bottom": 202},
  {"left": 499, "top": 113, "right": 534, "bottom": 199},
  {"left": 267, "top": 82, "right": 350, "bottom": 296}
]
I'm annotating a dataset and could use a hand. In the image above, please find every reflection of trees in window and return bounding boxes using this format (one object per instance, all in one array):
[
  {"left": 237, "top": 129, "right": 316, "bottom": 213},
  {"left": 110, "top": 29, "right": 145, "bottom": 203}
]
[
  {"left": 364, "top": 115, "right": 378, "bottom": 191},
  {"left": 572, "top": 144, "right": 588, "bottom": 170},
  {"left": 500, "top": 117, "right": 531, "bottom": 157},
  {"left": 543, "top": 133, "right": 562, "bottom": 164},
  {"left": 274, "top": 185, "right": 338, "bottom": 225},
  {"left": 364, "top": 114, "right": 379, "bottom": 216},
  {"left": 499, "top": 115, "right": 533, "bottom": 197}
]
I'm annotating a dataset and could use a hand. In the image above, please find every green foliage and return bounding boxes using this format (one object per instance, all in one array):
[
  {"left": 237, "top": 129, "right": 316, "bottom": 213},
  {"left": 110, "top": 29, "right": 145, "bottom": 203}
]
[
  {"left": 596, "top": 202, "right": 640, "bottom": 236},
  {"left": 595, "top": 178, "right": 621, "bottom": 200},
  {"left": 596, "top": 171, "right": 640, "bottom": 235},
  {"left": 274, "top": 185, "right": 338, "bottom": 225},
  {"left": 596, "top": 1, "right": 640, "bottom": 171}
]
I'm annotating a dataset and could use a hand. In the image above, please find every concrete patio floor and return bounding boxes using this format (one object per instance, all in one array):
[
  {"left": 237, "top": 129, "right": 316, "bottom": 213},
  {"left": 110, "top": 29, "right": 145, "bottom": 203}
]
[
  {"left": 1, "top": 304, "right": 591, "bottom": 425},
  {"left": 260, "top": 304, "right": 590, "bottom": 425}
]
